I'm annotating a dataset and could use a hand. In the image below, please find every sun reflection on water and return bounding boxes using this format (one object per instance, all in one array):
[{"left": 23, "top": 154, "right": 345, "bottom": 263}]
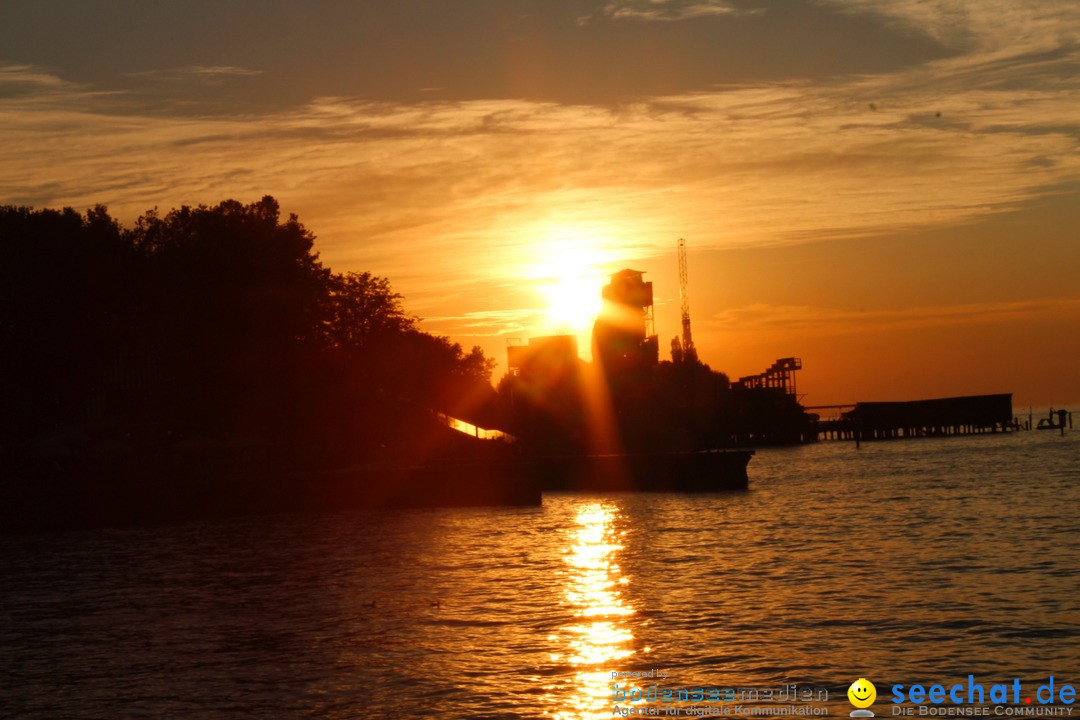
[{"left": 547, "top": 502, "right": 637, "bottom": 719}]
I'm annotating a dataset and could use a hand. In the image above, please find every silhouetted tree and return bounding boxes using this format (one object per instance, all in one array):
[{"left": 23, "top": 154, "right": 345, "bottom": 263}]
[
  {"left": 0, "top": 204, "right": 136, "bottom": 443},
  {"left": 0, "top": 197, "right": 498, "bottom": 466},
  {"left": 326, "top": 271, "right": 416, "bottom": 349},
  {"left": 123, "top": 197, "right": 331, "bottom": 438}
]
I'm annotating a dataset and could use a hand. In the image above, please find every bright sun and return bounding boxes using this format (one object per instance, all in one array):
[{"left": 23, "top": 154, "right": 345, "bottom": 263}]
[
  {"left": 541, "top": 271, "right": 604, "bottom": 332},
  {"left": 526, "top": 228, "right": 611, "bottom": 336}
]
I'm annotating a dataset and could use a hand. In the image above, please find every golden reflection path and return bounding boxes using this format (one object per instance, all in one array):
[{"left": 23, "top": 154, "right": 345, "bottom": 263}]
[{"left": 545, "top": 502, "right": 640, "bottom": 719}]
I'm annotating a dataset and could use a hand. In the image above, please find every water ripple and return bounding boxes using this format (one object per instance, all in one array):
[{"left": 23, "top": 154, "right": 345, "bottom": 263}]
[{"left": 1, "top": 432, "right": 1078, "bottom": 718}]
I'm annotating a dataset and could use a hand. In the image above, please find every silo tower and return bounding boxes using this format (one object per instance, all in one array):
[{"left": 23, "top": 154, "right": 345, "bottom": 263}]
[{"left": 592, "top": 269, "right": 660, "bottom": 372}]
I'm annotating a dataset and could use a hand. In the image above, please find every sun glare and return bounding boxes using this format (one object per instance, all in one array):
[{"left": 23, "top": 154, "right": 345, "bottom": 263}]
[
  {"left": 527, "top": 228, "right": 612, "bottom": 337},
  {"left": 542, "top": 272, "right": 604, "bottom": 331}
]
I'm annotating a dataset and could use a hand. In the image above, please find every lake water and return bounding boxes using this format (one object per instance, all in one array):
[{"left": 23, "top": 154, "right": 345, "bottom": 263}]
[{"left": 1, "top": 430, "right": 1078, "bottom": 718}]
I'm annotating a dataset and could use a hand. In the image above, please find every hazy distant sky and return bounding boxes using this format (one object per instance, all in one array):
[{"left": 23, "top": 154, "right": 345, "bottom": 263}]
[{"left": 3, "top": 0, "right": 1078, "bottom": 405}]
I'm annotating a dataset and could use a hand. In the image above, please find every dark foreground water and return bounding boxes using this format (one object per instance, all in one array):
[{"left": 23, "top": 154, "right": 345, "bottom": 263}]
[{"left": 2, "top": 430, "right": 1078, "bottom": 719}]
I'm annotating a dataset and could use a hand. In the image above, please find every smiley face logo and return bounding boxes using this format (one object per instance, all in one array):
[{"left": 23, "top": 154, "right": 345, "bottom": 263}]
[{"left": 848, "top": 678, "right": 877, "bottom": 709}]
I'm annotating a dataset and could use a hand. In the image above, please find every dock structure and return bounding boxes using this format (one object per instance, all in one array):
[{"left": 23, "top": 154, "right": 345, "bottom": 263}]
[
  {"left": 736, "top": 357, "right": 802, "bottom": 395},
  {"left": 815, "top": 393, "right": 1014, "bottom": 442}
]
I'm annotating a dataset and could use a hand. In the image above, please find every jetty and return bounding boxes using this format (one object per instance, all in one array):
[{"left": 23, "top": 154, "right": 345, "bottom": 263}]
[{"left": 813, "top": 393, "right": 1014, "bottom": 442}]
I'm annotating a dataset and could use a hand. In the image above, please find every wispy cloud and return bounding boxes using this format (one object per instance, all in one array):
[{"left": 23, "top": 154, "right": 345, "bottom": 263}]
[
  {"left": 2, "top": 56, "right": 1077, "bottom": 255},
  {"left": 591, "top": 0, "right": 744, "bottom": 22},
  {"left": 124, "top": 65, "right": 264, "bottom": 79},
  {"left": 707, "top": 299, "right": 1080, "bottom": 336},
  {"left": 0, "top": 64, "right": 70, "bottom": 89},
  {"left": 184, "top": 66, "right": 263, "bottom": 77},
  {"left": 820, "top": 0, "right": 1080, "bottom": 53},
  {"left": 423, "top": 309, "right": 545, "bottom": 337},
  {"left": 1, "top": 1, "right": 1078, "bottom": 346}
]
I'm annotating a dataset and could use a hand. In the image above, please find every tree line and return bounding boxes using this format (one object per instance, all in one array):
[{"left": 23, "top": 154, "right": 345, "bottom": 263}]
[{"left": 0, "top": 196, "right": 495, "bottom": 468}]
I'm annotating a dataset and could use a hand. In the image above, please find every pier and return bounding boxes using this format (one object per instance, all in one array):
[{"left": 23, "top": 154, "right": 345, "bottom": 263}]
[{"left": 814, "top": 393, "right": 1014, "bottom": 442}]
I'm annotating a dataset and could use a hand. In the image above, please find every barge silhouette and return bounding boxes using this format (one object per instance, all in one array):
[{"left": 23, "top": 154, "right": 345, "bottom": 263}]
[
  {"left": 529, "top": 450, "right": 753, "bottom": 492},
  {"left": 0, "top": 447, "right": 752, "bottom": 533}
]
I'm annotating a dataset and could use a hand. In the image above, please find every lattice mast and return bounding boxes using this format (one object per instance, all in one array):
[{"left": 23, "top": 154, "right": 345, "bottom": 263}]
[{"left": 677, "top": 238, "right": 697, "bottom": 361}]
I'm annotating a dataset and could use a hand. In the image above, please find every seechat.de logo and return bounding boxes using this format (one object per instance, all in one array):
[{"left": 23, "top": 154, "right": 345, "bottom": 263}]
[{"left": 891, "top": 676, "right": 1076, "bottom": 716}]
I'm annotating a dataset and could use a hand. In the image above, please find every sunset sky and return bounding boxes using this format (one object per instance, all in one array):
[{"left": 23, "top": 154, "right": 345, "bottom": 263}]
[{"left": 3, "top": 0, "right": 1078, "bottom": 407}]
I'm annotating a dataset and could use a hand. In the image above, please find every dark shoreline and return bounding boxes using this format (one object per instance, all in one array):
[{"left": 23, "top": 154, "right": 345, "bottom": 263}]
[{"left": 0, "top": 450, "right": 753, "bottom": 534}]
